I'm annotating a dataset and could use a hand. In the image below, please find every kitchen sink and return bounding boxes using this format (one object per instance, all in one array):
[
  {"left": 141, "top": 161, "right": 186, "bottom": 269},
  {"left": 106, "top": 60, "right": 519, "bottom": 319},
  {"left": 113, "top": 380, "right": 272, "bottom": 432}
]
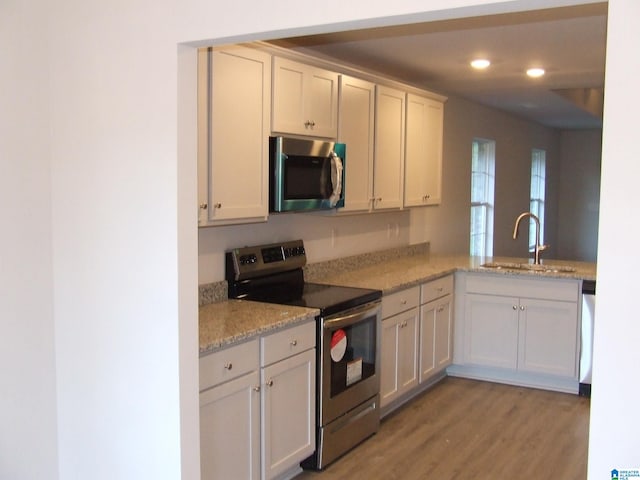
[{"left": 481, "top": 262, "right": 577, "bottom": 273}]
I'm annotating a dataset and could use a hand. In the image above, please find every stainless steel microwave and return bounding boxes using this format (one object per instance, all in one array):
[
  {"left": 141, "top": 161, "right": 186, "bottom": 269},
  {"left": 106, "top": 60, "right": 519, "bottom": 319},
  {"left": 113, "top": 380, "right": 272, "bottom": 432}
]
[{"left": 269, "top": 136, "right": 346, "bottom": 212}]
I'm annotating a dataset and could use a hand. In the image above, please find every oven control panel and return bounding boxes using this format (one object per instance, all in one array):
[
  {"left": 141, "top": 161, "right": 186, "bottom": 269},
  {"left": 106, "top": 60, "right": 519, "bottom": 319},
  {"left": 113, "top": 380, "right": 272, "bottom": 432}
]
[{"left": 226, "top": 239, "right": 307, "bottom": 281}]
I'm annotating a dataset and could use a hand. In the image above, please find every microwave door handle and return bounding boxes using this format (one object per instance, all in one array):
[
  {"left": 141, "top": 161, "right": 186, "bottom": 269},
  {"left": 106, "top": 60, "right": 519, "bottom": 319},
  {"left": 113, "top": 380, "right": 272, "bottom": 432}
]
[{"left": 328, "top": 151, "right": 343, "bottom": 207}]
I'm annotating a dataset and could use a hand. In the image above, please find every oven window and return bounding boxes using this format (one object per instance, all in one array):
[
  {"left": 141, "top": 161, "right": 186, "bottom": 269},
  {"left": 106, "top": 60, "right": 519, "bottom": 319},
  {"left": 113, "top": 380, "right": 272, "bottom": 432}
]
[
  {"left": 283, "top": 155, "right": 331, "bottom": 199},
  {"left": 329, "top": 315, "right": 376, "bottom": 397}
]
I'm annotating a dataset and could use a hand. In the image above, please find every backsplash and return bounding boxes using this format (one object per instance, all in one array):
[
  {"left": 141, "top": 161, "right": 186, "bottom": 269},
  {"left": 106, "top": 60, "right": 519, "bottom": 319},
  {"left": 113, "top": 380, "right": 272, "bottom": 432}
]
[
  {"left": 198, "top": 242, "right": 429, "bottom": 306},
  {"left": 303, "top": 242, "right": 429, "bottom": 282}
]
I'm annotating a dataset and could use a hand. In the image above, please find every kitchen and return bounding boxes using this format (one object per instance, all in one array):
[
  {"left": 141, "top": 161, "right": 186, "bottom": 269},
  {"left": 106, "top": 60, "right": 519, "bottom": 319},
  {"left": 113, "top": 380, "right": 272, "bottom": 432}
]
[
  {"left": 4, "top": 1, "right": 639, "bottom": 480},
  {"left": 198, "top": 4, "right": 602, "bottom": 479}
]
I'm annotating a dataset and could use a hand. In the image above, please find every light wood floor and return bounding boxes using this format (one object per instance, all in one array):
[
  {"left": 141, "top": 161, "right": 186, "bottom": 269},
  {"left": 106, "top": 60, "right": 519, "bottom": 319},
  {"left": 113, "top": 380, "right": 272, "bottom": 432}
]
[{"left": 297, "top": 377, "right": 590, "bottom": 480}]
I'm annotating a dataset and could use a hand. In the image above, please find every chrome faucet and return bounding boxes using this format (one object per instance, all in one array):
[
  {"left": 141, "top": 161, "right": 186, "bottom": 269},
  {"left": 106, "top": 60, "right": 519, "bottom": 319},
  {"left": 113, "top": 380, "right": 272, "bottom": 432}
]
[{"left": 512, "top": 212, "right": 548, "bottom": 264}]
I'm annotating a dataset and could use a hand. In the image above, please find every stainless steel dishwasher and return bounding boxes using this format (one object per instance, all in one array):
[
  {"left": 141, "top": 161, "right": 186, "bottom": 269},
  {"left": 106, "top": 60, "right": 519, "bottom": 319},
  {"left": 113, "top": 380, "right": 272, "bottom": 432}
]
[{"left": 579, "top": 279, "right": 596, "bottom": 397}]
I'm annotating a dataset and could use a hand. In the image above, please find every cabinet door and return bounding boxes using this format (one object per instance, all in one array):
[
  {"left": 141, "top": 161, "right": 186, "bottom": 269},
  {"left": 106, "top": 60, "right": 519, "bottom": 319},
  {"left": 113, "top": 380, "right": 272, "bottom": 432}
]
[
  {"left": 381, "top": 308, "right": 419, "bottom": 407},
  {"left": 261, "top": 349, "right": 315, "bottom": 480},
  {"left": 434, "top": 295, "right": 453, "bottom": 370},
  {"left": 200, "top": 371, "right": 260, "bottom": 480},
  {"left": 198, "top": 47, "right": 270, "bottom": 225},
  {"left": 272, "top": 57, "right": 338, "bottom": 138},
  {"left": 306, "top": 67, "right": 339, "bottom": 138},
  {"left": 338, "top": 75, "right": 375, "bottom": 212},
  {"left": 272, "top": 58, "right": 305, "bottom": 135},
  {"left": 464, "top": 293, "right": 518, "bottom": 369},
  {"left": 404, "top": 94, "right": 444, "bottom": 207},
  {"left": 420, "top": 294, "right": 452, "bottom": 382},
  {"left": 373, "top": 85, "right": 405, "bottom": 210},
  {"left": 518, "top": 298, "right": 578, "bottom": 377},
  {"left": 419, "top": 301, "right": 436, "bottom": 382}
]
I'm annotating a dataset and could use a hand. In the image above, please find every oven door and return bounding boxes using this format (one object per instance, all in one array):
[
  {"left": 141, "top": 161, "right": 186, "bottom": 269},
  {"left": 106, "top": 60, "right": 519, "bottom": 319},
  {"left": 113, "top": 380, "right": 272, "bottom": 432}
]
[{"left": 319, "top": 301, "right": 381, "bottom": 426}]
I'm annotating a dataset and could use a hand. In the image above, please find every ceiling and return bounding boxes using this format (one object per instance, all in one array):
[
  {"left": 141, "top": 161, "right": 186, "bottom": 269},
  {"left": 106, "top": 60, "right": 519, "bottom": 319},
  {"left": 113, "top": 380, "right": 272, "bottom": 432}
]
[{"left": 269, "top": 4, "right": 608, "bottom": 129}]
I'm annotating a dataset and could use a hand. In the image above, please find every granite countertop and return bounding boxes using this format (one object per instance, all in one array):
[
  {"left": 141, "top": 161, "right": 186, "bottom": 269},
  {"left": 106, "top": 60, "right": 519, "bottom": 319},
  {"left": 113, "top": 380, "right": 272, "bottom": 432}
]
[
  {"left": 199, "top": 249, "right": 596, "bottom": 355},
  {"left": 199, "top": 300, "right": 319, "bottom": 356},
  {"left": 307, "top": 253, "right": 596, "bottom": 294}
]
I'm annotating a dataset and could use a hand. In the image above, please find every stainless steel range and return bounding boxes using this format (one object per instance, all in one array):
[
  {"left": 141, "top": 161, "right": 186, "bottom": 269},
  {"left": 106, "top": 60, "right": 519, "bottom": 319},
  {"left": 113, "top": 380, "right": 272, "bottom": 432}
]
[{"left": 226, "top": 239, "right": 382, "bottom": 470}]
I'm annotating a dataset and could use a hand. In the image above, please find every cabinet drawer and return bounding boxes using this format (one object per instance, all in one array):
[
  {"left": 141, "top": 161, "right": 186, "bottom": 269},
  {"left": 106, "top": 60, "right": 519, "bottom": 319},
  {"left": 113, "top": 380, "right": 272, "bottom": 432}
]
[
  {"left": 261, "top": 321, "right": 316, "bottom": 367},
  {"left": 421, "top": 275, "right": 454, "bottom": 304},
  {"left": 200, "top": 338, "right": 259, "bottom": 392},
  {"left": 382, "top": 286, "right": 420, "bottom": 318}
]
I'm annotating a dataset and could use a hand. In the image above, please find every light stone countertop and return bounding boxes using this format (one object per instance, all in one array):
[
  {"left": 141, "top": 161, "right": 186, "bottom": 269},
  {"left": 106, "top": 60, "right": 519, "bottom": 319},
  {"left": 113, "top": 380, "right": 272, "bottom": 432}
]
[
  {"left": 199, "top": 250, "right": 596, "bottom": 355},
  {"left": 307, "top": 253, "right": 596, "bottom": 294},
  {"left": 199, "top": 300, "right": 319, "bottom": 356}
]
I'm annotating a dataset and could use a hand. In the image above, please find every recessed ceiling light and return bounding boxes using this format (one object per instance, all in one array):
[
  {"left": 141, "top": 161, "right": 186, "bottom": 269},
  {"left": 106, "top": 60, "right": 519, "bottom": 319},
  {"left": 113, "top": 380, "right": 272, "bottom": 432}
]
[
  {"left": 470, "top": 59, "right": 491, "bottom": 70},
  {"left": 526, "top": 67, "right": 545, "bottom": 78}
]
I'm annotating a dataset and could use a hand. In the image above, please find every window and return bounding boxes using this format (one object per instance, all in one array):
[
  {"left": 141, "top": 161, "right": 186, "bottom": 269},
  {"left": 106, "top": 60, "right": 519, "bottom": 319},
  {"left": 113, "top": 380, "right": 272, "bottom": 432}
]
[
  {"left": 470, "top": 139, "right": 496, "bottom": 257},
  {"left": 529, "top": 149, "right": 546, "bottom": 251}
]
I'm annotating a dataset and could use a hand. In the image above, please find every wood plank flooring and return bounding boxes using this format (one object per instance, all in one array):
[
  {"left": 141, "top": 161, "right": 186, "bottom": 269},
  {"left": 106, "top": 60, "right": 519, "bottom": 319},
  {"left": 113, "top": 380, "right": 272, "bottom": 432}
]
[{"left": 297, "top": 377, "right": 590, "bottom": 480}]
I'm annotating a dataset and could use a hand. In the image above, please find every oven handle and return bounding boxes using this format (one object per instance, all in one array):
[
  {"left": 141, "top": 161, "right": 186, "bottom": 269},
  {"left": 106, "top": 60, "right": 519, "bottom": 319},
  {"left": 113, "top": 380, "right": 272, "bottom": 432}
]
[{"left": 323, "top": 302, "right": 381, "bottom": 330}]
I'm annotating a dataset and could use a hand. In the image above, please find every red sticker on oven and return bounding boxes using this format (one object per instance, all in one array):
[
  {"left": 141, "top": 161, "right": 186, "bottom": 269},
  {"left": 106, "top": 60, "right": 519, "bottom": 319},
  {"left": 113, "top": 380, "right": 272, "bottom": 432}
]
[{"left": 330, "top": 329, "right": 347, "bottom": 362}]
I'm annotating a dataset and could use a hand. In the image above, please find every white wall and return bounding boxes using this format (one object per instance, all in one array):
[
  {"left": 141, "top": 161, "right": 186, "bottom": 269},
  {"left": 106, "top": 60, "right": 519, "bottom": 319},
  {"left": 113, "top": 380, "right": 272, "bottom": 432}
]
[
  {"left": 3, "top": 0, "right": 631, "bottom": 479},
  {"left": 557, "top": 129, "right": 602, "bottom": 261},
  {"left": 0, "top": 3, "right": 59, "bottom": 479},
  {"left": 410, "top": 94, "right": 561, "bottom": 258},
  {"left": 588, "top": 0, "right": 640, "bottom": 476}
]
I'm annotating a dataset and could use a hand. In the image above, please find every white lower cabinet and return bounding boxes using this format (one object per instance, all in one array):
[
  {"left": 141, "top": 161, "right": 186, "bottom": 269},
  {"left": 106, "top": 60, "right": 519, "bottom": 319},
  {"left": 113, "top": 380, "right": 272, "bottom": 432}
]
[
  {"left": 380, "top": 292, "right": 420, "bottom": 407},
  {"left": 452, "top": 272, "right": 580, "bottom": 393},
  {"left": 419, "top": 276, "right": 454, "bottom": 382},
  {"left": 380, "top": 307, "right": 418, "bottom": 407},
  {"left": 200, "top": 370, "right": 261, "bottom": 480},
  {"left": 199, "top": 321, "right": 315, "bottom": 480},
  {"left": 381, "top": 277, "right": 455, "bottom": 413},
  {"left": 261, "top": 343, "right": 315, "bottom": 480}
]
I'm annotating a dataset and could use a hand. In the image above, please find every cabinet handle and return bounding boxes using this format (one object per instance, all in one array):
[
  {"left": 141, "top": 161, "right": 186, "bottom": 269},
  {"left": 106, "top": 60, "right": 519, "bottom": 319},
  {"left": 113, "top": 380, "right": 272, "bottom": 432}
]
[
  {"left": 266, "top": 379, "right": 274, "bottom": 387},
  {"left": 290, "top": 339, "right": 298, "bottom": 347},
  {"left": 199, "top": 203, "right": 208, "bottom": 210},
  {"left": 304, "top": 120, "right": 316, "bottom": 128},
  {"left": 520, "top": 305, "right": 525, "bottom": 311},
  {"left": 400, "top": 299, "right": 407, "bottom": 305},
  {"left": 512, "top": 305, "right": 518, "bottom": 310},
  {"left": 213, "top": 203, "right": 222, "bottom": 209},
  {"left": 224, "top": 362, "right": 233, "bottom": 370},
  {"left": 253, "top": 386, "right": 261, "bottom": 392},
  {"left": 437, "top": 305, "right": 445, "bottom": 313}
]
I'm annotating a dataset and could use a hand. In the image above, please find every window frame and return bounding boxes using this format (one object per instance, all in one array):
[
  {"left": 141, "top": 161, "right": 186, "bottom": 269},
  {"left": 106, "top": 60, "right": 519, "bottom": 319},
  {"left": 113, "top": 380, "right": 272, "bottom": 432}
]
[{"left": 470, "top": 139, "right": 496, "bottom": 257}]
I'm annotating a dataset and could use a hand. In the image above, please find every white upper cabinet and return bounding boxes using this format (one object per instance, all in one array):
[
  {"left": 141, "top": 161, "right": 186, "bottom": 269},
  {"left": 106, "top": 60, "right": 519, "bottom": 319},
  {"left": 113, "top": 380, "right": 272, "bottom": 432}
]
[
  {"left": 272, "top": 57, "right": 339, "bottom": 138},
  {"left": 404, "top": 94, "right": 444, "bottom": 207},
  {"left": 338, "top": 75, "right": 375, "bottom": 212},
  {"left": 373, "top": 85, "right": 406, "bottom": 210},
  {"left": 197, "top": 47, "right": 271, "bottom": 226}
]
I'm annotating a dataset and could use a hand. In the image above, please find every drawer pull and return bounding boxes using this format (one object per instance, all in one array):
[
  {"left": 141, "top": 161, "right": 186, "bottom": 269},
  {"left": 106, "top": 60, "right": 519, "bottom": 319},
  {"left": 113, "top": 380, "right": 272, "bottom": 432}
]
[
  {"left": 224, "top": 363, "right": 233, "bottom": 370},
  {"left": 290, "top": 339, "right": 298, "bottom": 347},
  {"left": 400, "top": 300, "right": 407, "bottom": 305}
]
